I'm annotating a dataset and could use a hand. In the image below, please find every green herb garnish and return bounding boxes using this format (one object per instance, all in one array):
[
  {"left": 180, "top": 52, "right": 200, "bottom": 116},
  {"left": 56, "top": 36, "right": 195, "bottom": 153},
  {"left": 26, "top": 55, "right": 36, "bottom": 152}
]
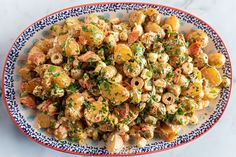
[{"left": 48, "top": 65, "right": 56, "bottom": 72}]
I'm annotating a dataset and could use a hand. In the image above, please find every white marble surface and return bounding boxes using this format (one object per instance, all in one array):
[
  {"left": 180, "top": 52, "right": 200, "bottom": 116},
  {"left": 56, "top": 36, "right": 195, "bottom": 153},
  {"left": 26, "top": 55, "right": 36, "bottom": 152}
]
[{"left": 0, "top": 0, "right": 235, "bottom": 157}]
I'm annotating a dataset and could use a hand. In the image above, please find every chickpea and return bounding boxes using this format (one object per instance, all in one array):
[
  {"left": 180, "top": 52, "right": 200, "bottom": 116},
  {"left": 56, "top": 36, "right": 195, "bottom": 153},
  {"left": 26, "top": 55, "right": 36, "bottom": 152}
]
[
  {"left": 166, "top": 104, "right": 178, "bottom": 114},
  {"left": 179, "top": 98, "right": 197, "bottom": 113},
  {"left": 50, "top": 24, "right": 65, "bottom": 36},
  {"left": 117, "top": 123, "right": 129, "bottom": 133},
  {"left": 162, "top": 24, "right": 172, "bottom": 34},
  {"left": 175, "top": 115, "right": 190, "bottom": 125},
  {"left": 144, "top": 115, "right": 158, "bottom": 125},
  {"left": 132, "top": 42, "right": 145, "bottom": 56},
  {"left": 106, "top": 133, "right": 124, "bottom": 153},
  {"left": 193, "top": 51, "right": 208, "bottom": 69},
  {"left": 176, "top": 74, "right": 189, "bottom": 88},
  {"left": 133, "top": 24, "right": 144, "bottom": 36},
  {"left": 94, "top": 61, "right": 106, "bottom": 73},
  {"left": 85, "top": 13, "right": 99, "bottom": 24},
  {"left": 144, "top": 8, "right": 161, "bottom": 24},
  {"left": 111, "top": 73, "right": 123, "bottom": 84},
  {"left": 145, "top": 22, "right": 165, "bottom": 38},
  {"left": 130, "top": 88, "right": 142, "bottom": 103},
  {"left": 104, "top": 34, "right": 117, "bottom": 48},
  {"left": 136, "top": 102, "right": 146, "bottom": 112},
  {"left": 109, "top": 31, "right": 119, "bottom": 42},
  {"left": 121, "top": 134, "right": 130, "bottom": 142},
  {"left": 140, "top": 32, "right": 157, "bottom": 49},
  {"left": 136, "top": 137, "right": 147, "bottom": 148},
  {"left": 71, "top": 68, "right": 83, "bottom": 79},
  {"left": 149, "top": 102, "right": 166, "bottom": 120},
  {"left": 54, "top": 125, "right": 68, "bottom": 140},
  {"left": 153, "top": 42, "right": 164, "bottom": 52},
  {"left": 167, "top": 84, "right": 181, "bottom": 97},
  {"left": 101, "top": 65, "right": 117, "bottom": 79},
  {"left": 154, "top": 79, "right": 167, "bottom": 88},
  {"left": 147, "top": 52, "right": 158, "bottom": 63},
  {"left": 141, "top": 93, "right": 150, "bottom": 102},
  {"left": 158, "top": 53, "right": 169, "bottom": 63},
  {"left": 119, "top": 30, "right": 128, "bottom": 41},
  {"left": 182, "top": 62, "right": 193, "bottom": 75},
  {"left": 158, "top": 63, "right": 173, "bottom": 79},
  {"left": 136, "top": 56, "right": 147, "bottom": 70},
  {"left": 186, "top": 29, "right": 209, "bottom": 48},
  {"left": 144, "top": 79, "right": 153, "bottom": 91},
  {"left": 123, "top": 61, "right": 141, "bottom": 78},
  {"left": 195, "top": 99, "right": 210, "bottom": 110},
  {"left": 141, "top": 69, "right": 153, "bottom": 80},
  {"left": 129, "top": 10, "right": 146, "bottom": 26}
]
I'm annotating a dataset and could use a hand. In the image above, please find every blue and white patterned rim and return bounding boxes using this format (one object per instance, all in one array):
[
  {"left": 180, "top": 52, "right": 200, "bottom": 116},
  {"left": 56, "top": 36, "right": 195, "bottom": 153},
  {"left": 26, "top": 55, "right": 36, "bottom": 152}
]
[{"left": 2, "top": 2, "right": 232, "bottom": 156}]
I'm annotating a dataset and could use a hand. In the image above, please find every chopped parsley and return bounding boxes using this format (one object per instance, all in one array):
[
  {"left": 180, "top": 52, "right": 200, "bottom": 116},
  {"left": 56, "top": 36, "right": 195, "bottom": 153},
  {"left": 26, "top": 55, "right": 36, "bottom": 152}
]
[
  {"left": 176, "top": 108, "right": 185, "bottom": 115},
  {"left": 98, "top": 15, "right": 108, "bottom": 21},
  {"left": 133, "top": 42, "right": 144, "bottom": 56},
  {"left": 148, "top": 94, "right": 157, "bottom": 104},
  {"left": 123, "top": 118, "right": 129, "bottom": 125},
  {"left": 82, "top": 25, "right": 97, "bottom": 36},
  {"left": 127, "top": 63, "right": 133, "bottom": 72},
  {"left": 163, "top": 43, "right": 174, "bottom": 51},
  {"left": 165, "top": 108, "right": 185, "bottom": 123},
  {"left": 174, "top": 48, "right": 181, "bottom": 56},
  {"left": 82, "top": 73, "right": 89, "bottom": 80},
  {"left": 68, "top": 102, "right": 74, "bottom": 108},
  {"left": 87, "top": 57, "right": 97, "bottom": 62},
  {"left": 20, "top": 92, "right": 29, "bottom": 97},
  {"left": 83, "top": 101, "right": 95, "bottom": 110},
  {"left": 67, "top": 83, "right": 78, "bottom": 92},
  {"left": 92, "top": 123, "right": 99, "bottom": 128},
  {"left": 97, "top": 76, "right": 110, "bottom": 92},
  {"left": 102, "top": 81, "right": 110, "bottom": 92},
  {"left": 53, "top": 73, "right": 60, "bottom": 77},
  {"left": 136, "top": 117, "right": 142, "bottom": 124},
  {"left": 101, "top": 105, "right": 108, "bottom": 113},
  {"left": 150, "top": 63, "right": 158, "bottom": 74},
  {"left": 71, "top": 137, "right": 80, "bottom": 143},
  {"left": 48, "top": 65, "right": 56, "bottom": 72},
  {"left": 82, "top": 25, "right": 91, "bottom": 32},
  {"left": 60, "top": 36, "right": 71, "bottom": 50},
  {"left": 68, "top": 56, "right": 75, "bottom": 63},
  {"left": 154, "top": 36, "right": 163, "bottom": 42},
  {"left": 146, "top": 70, "right": 153, "bottom": 78},
  {"left": 166, "top": 71, "right": 173, "bottom": 81}
]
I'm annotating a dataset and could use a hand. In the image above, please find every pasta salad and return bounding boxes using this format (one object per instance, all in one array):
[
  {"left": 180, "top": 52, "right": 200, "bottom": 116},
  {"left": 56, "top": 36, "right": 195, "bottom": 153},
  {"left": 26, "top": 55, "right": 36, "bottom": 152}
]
[{"left": 19, "top": 8, "right": 230, "bottom": 153}]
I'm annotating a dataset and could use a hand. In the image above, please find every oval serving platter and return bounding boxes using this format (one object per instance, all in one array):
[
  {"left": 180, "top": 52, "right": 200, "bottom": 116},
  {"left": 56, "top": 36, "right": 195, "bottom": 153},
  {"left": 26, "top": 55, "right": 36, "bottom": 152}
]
[{"left": 2, "top": 2, "right": 232, "bottom": 156}]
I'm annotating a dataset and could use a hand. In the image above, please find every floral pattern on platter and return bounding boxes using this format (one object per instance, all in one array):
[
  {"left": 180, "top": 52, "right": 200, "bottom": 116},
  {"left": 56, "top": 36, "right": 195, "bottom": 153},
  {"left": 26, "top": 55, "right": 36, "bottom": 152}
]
[{"left": 2, "top": 2, "right": 232, "bottom": 156}]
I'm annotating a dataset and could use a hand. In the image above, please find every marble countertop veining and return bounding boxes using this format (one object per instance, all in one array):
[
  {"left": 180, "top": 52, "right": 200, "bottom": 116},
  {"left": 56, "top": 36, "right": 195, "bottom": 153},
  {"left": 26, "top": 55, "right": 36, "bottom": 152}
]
[{"left": 0, "top": 0, "right": 235, "bottom": 157}]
